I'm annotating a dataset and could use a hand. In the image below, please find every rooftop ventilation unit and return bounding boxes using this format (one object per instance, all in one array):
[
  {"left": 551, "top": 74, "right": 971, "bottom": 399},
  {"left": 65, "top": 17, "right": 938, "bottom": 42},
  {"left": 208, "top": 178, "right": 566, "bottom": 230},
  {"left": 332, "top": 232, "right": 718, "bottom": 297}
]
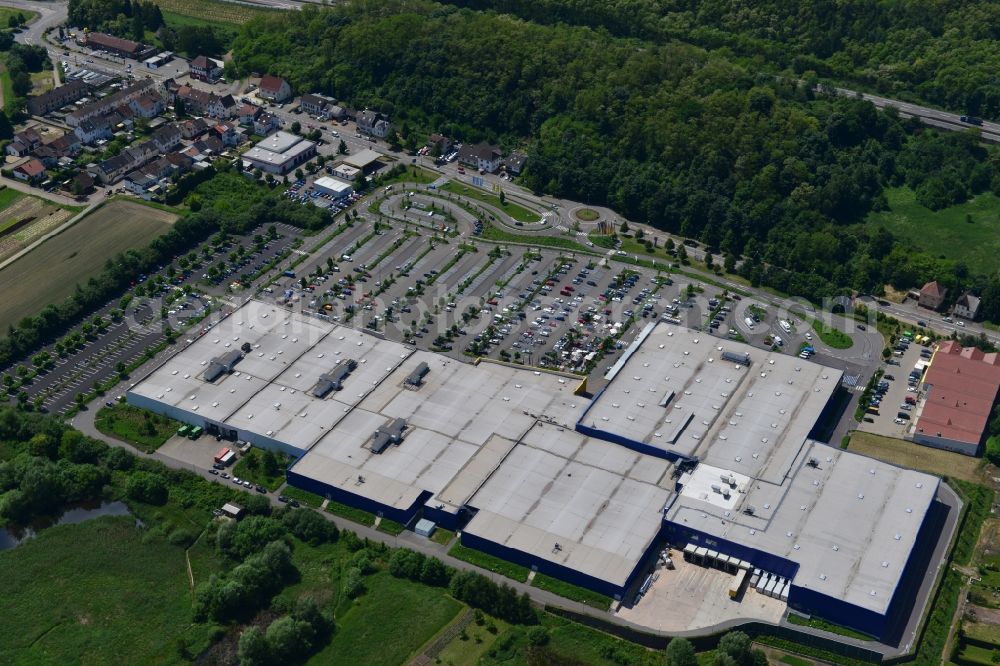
[
  {"left": 203, "top": 350, "right": 243, "bottom": 383},
  {"left": 721, "top": 351, "right": 751, "bottom": 367},
  {"left": 806, "top": 458, "right": 819, "bottom": 468},
  {"left": 404, "top": 361, "right": 430, "bottom": 388},
  {"left": 371, "top": 417, "right": 407, "bottom": 454},
  {"left": 743, "top": 505, "right": 756, "bottom": 516},
  {"left": 313, "top": 359, "right": 358, "bottom": 398}
]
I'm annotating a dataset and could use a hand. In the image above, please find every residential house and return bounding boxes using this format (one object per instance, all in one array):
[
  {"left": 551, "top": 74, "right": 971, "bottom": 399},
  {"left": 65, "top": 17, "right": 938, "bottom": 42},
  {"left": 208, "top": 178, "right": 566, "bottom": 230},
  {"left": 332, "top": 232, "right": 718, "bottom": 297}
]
[
  {"left": 166, "top": 152, "right": 194, "bottom": 172},
  {"left": 123, "top": 169, "right": 159, "bottom": 196},
  {"left": 174, "top": 86, "right": 236, "bottom": 119},
  {"left": 954, "top": 293, "right": 982, "bottom": 321},
  {"left": 326, "top": 104, "right": 346, "bottom": 122},
  {"left": 357, "top": 109, "right": 391, "bottom": 139},
  {"left": 457, "top": 142, "right": 502, "bottom": 173},
  {"left": 129, "top": 94, "right": 164, "bottom": 119},
  {"left": 151, "top": 124, "right": 182, "bottom": 152},
  {"left": 33, "top": 133, "right": 82, "bottom": 166},
  {"left": 504, "top": 152, "right": 527, "bottom": 175},
  {"left": 26, "top": 79, "right": 89, "bottom": 116},
  {"left": 66, "top": 78, "right": 156, "bottom": 127},
  {"left": 179, "top": 117, "right": 210, "bottom": 140},
  {"left": 80, "top": 32, "right": 155, "bottom": 60},
  {"left": 70, "top": 172, "right": 95, "bottom": 194},
  {"left": 74, "top": 116, "right": 116, "bottom": 145},
  {"left": 93, "top": 139, "right": 159, "bottom": 184},
  {"left": 253, "top": 112, "right": 281, "bottom": 137},
  {"left": 192, "top": 135, "right": 225, "bottom": 158},
  {"left": 211, "top": 122, "right": 240, "bottom": 148},
  {"left": 918, "top": 281, "right": 948, "bottom": 311},
  {"left": 427, "top": 133, "right": 452, "bottom": 156},
  {"left": 237, "top": 103, "right": 261, "bottom": 126},
  {"left": 5, "top": 128, "right": 42, "bottom": 157},
  {"left": 189, "top": 55, "right": 224, "bottom": 83},
  {"left": 13, "top": 158, "right": 46, "bottom": 183},
  {"left": 48, "top": 133, "right": 81, "bottom": 158},
  {"left": 258, "top": 75, "right": 291, "bottom": 103},
  {"left": 300, "top": 93, "right": 334, "bottom": 116}
]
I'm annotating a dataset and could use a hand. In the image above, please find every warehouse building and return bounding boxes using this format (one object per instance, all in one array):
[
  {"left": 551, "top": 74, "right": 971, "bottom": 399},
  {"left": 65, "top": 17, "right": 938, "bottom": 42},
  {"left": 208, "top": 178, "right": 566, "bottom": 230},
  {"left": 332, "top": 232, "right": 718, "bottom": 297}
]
[
  {"left": 127, "top": 302, "right": 942, "bottom": 641},
  {"left": 313, "top": 175, "right": 353, "bottom": 199},
  {"left": 242, "top": 131, "right": 316, "bottom": 174},
  {"left": 913, "top": 341, "right": 1000, "bottom": 456}
]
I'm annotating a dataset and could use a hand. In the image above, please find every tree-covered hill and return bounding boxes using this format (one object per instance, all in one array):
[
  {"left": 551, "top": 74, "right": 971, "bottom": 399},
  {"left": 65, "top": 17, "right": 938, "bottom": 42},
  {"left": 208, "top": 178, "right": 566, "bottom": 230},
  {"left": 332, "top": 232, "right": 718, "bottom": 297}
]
[{"left": 229, "top": 1, "right": 1000, "bottom": 318}]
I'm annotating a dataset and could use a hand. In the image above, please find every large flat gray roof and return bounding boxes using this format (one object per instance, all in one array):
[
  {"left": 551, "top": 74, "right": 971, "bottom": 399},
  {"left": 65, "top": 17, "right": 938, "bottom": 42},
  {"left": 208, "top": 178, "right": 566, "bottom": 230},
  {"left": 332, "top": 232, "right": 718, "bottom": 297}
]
[
  {"left": 462, "top": 423, "right": 674, "bottom": 587},
  {"left": 129, "top": 304, "right": 940, "bottom": 607}
]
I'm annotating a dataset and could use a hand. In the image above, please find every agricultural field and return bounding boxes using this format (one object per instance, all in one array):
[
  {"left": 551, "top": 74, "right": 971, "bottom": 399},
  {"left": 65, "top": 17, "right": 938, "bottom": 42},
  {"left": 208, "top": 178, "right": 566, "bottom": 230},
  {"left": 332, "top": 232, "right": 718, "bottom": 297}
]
[
  {"left": 0, "top": 189, "right": 76, "bottom": 263},
  {"left": 0, "top": 200, "right": 176, "bottom": 329},
  {"left": 150, "top": 0, "right": 274, "bottom": 26},
  {"left": 846, "top": 431, "right": 985, "bottom": 483},
  {"left": 868, "top": 187, "right": 1000, "bottom": 275},
  {"left": 0, "top": 516, "right": 216, "bottom": 665}
]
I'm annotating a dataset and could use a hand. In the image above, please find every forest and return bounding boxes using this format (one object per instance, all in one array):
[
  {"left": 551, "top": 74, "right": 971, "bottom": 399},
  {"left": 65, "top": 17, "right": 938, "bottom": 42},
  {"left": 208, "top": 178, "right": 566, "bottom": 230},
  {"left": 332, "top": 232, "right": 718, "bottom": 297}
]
[
  {"left": 434, "top": 0, "right": 1000, "bottom": 118},
  {"left": 228, "top": 0, "right": 1000, "bottom": 322}
]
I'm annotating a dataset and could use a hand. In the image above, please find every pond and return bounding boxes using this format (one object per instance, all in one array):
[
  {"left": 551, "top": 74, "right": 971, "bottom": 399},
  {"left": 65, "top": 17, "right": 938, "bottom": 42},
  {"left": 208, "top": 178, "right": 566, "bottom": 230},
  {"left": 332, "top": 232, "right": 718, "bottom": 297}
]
[{"left": 0, "top": 500, "right": 134, "bottom": 551}]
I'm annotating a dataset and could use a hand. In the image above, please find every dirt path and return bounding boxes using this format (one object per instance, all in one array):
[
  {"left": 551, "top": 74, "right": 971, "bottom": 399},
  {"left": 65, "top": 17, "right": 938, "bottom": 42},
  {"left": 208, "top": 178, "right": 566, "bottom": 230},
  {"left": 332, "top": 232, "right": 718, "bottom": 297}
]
[{"left": 184, "top": 549, "right": 194, "bottom": 591}]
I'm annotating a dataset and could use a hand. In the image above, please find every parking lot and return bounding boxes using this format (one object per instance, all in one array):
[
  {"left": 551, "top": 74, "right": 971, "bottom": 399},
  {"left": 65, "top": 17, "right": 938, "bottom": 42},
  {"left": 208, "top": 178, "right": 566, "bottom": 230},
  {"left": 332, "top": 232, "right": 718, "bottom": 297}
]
[
  {"left": 858, "top": 336, "right": 932, "bottom": 438},
  {"left": 4, "top": 223, "right": 303, "bottom": 415}
]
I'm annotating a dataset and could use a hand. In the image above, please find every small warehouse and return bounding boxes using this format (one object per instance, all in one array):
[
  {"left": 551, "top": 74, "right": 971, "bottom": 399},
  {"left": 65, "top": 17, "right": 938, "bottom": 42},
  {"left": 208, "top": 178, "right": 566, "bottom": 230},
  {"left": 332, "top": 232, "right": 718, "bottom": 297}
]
[{"left": 314, "top": 176, "right": 353, "bottom": 199}]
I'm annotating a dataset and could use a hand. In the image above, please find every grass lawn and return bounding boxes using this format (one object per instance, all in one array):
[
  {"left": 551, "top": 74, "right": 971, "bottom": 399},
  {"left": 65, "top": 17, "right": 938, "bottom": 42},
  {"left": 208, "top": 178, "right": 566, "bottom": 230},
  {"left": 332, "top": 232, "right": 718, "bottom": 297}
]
[
  {"left": 477, "top": 613, "right": 665, "bottom": 665},
  {"left": 587, "top": 233, "right": 617, "bottom": 249},
  {"left": 786, "top": 612, "right": 873, "bottom": 640},
  {"left": 448, "top": 542, "right": 530, "bottom": 582},
  {"left": 0, "top": 7, "right": 37, "bottom": 25},
  {"left": 531, "top": 574, "right": 613, "bottom": 609},
  {"left": 231, "top": 448, "right": 289, "bottom": 491},
  {"left": 0, "top": 200, "right": 175, "bottom": 329},
  {"left": 963, "top": 622, "right": 1000, "bottom": 646},
  {"left": 441, "top": 181, "right": 541, "bottom": 223},
  {"left": 575, "top": 207, "right": 600, "bottom": 221},
  {"left": 779, "top": 656, "right": 813, "bottom": 666},
  {"left": 308, "top": 572, "right": 463, "bottom": 666},
  {"left": 846, "top": 431, "right": 984, "bottom": 483},
  {"left": 0, "top": 188, "right": 27, "bottom": 235},
  {"left": 0, "top": 516, "right": 215, "bottom": 664},
  {"left": 806, "top": 316, "right": 854, "bottom": 349},
  {"left": 380, "top": 165, "right": 438, "bottom": 186},
  {"left": 958, "top": 643, "right": 997, "bottom": 665},
  {"left": 29, "top": 69, "right": 54, "bottom": 95},
  {"left": 326, "top": 499, "right": 377, "bottom": 527},
  {"left": 281, "top": 485, "right": 325, "bottom": 507},
  {"left": 868, "top": 187, "right": 1000, "bottom": 275},
  {"left": 436, "top": 615, "right": 509, "bottom": 666},
  {"left": 431, "top": 527, "right": 456, "bottom": 546},
  {"left": 480, "top": 221, "right": 592, "bottom": 253},
  {"left": 377, "top": 517, "right": 407, "bottom": 535},
  {"left": 0, "top": 60, "right": 11, "bottom": 110},
  {"left": 93, "top": 404, "right": 178, "bottom": 453}
]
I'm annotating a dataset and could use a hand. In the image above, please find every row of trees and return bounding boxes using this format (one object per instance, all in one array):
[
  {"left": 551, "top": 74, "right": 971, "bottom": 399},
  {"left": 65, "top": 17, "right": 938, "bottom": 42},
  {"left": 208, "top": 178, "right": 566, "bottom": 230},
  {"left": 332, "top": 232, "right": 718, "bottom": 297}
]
[
  {"left": 0, "top": 166, "right": 332, "bottom": 375},
  {"left": 228, "top": 2, "right": 1000, "bottom": 321}
]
